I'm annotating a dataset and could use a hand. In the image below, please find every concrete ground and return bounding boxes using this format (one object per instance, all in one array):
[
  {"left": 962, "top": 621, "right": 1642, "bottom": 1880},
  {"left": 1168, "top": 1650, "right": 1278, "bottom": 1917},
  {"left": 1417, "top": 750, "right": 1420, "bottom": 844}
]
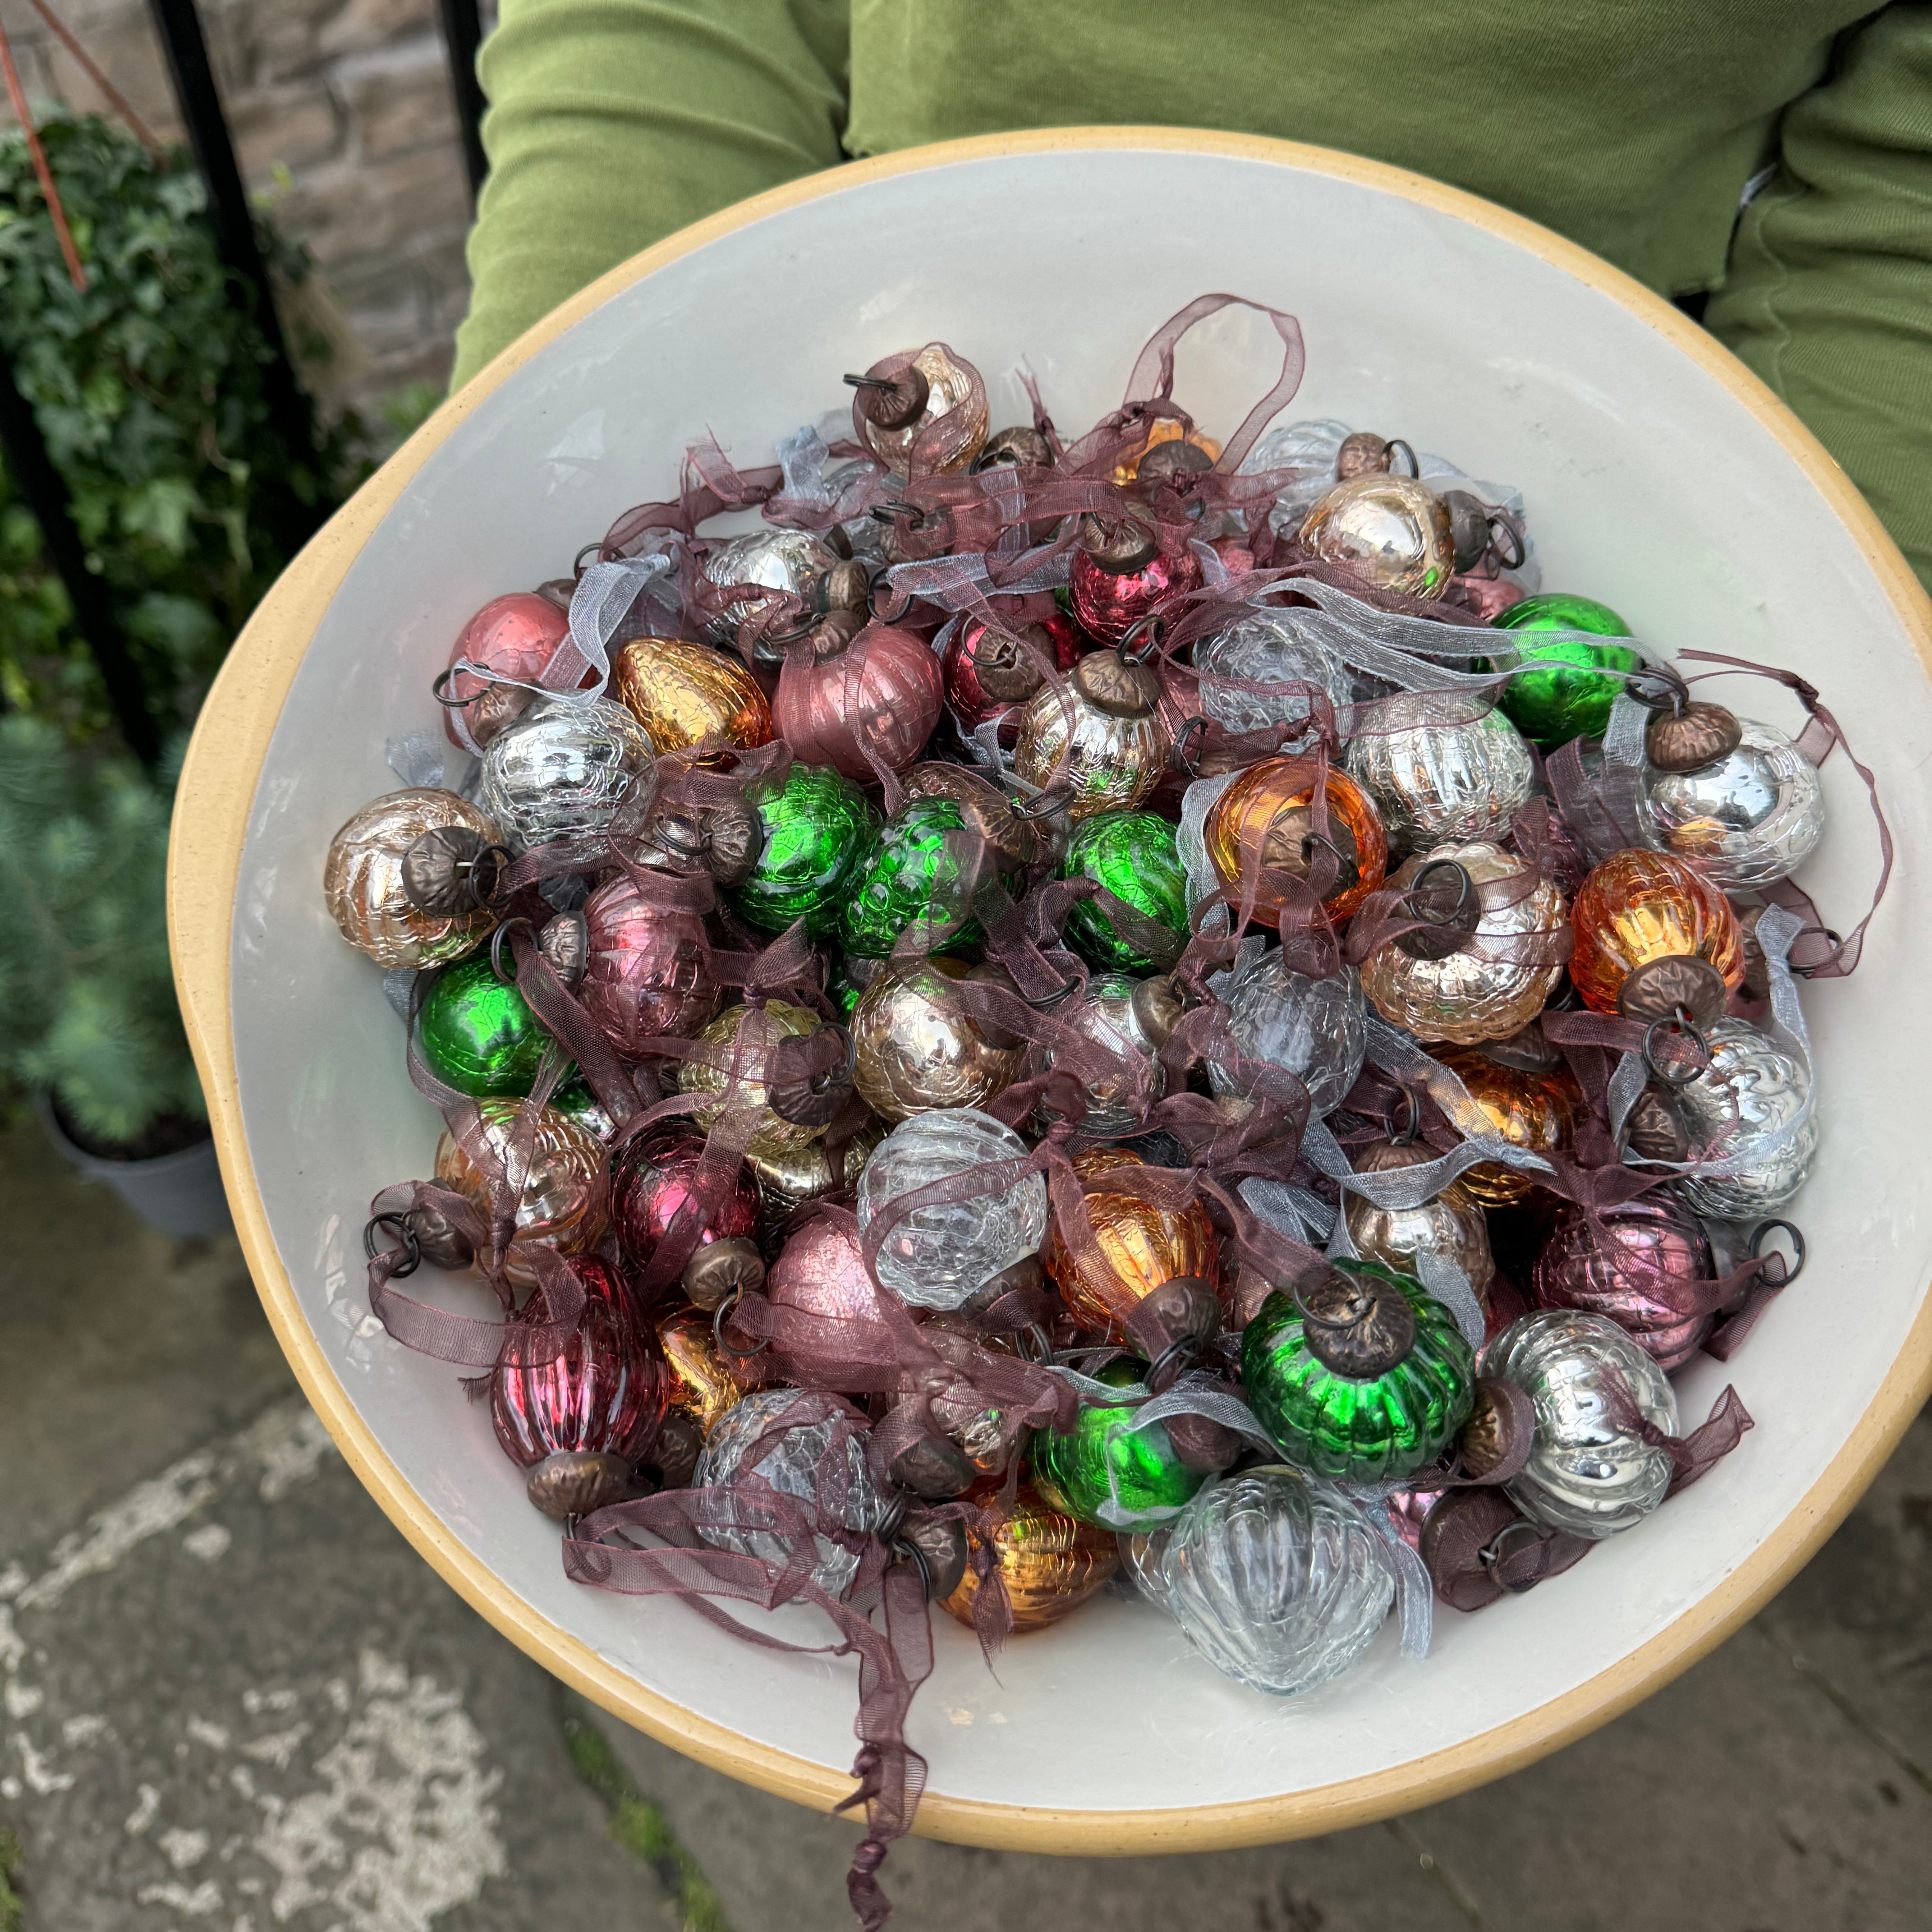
[{"left": 0, "top": 1113, "right": 1926, "bottom": 1932}]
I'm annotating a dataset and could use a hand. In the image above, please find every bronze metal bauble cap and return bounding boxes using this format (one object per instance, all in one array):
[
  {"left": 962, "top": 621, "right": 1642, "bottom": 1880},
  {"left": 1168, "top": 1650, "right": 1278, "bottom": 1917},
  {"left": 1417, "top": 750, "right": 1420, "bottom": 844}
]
[
  {"left": 642, "top": 797, "right": 763, "bottom": 886},
  {"left": 898, "top": 1513, "right": 970, "bottom": 1603},
  {"left": 1441, "top": 489, "right": 1492, "bottom": 572},
  {"left": 1129, "top": 972, "right": 1185, "bottom": 1050},
  {"left": 538, "top": 909, "right": 589, "bottom": 991},
  {"left": 1074, "top": 649, "right": 1163, "bottom": 718},
  {"left": 1624, "top": 1083, "right": 1692, "bottom": 1163},
  {"left": 536, "top": 576, "right": 578, "bottom": 611},
  {"left": 1136, "top": 438, "right": 1215, "bottom": 483},
  {"left": 1335, "top": 430, "right": 1392, "bottom": 479},
  {"left": 643, "top": 1413, "right": 702, "bottom": 1491},
  {"left": 890, "top": 1434, "right": 979, "bottom": 1500},
  {"left": 808, "top": 560, "right": 873, "bottom": 616},
  {"left": 680, "top": 1235, "right": 766, "bottom": 1311},
  {"left": 1079, "top": 511, "right": 1160, "bottom": 575},
  {"left": 1351, "top": 1138, "right": 1437, "bottom": 1176},
  {"left": 1456, "top": 1378, "right": 1536, "bottom": 1481},
  {"left": 1736, "top": 903, "right": 1774, "bottom": 1001},
  {"left": 408, "top": 1200, "right": 475, "bottom": 1272},
  {"left": 974, "top": 624, "right": 1053, "bottom": 702},
  {"left": 525, "top": 1449, "right": 635, "bottom": 1521},
  {"left": 902, "top": 761, "right": 1039, "bottom": 872},
  {"left": 808, "top": 607, "right": 866, "bottom": 662},
  {"left": 956, "top": 1252, "right": 1048, "bottom": 1329},
  {"left": 973, "top": 424, "right": 1054, "bottom": 472},
  {"left": 1392, "top": 857, "right": 1482, "bottom": 961},
  {"left": 401, "top": 824, "right": 498, "bottom": 916},
  {"left": 1297, "top": 1265, "right": 1417, "bottom": 1378},
  {"left": 848, "top": 359, "right": 929, "bottom": 430},
  {"left": 1474, "top": 1017, "right": 1563, "bottom": 1074},
  {"left": 1616, "top": 952, "right": 1729, "bottom": 1028},
  {"left": 764, "top": 1024, "right": 856, "bottom": 1127},
  {"left": 1646, "top": 700, "right": 1744, "bottom": 773},
  {"left": 1166, "top": 1412, "right": 1244, "bottom": 1474},
  {"left": 1138, "top": 1274, "right": 1224, "bottom": 1351}
]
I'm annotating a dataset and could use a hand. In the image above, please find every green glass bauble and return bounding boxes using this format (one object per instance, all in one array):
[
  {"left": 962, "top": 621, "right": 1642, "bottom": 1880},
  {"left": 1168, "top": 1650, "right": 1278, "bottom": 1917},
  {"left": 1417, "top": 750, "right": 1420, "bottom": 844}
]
[
  {"left": 1482, "top": 593, "right": 1642, "bottom": 750},
  {"left": 419, "top": 955, "right": 550, "bottom": 1097},
  {"left": 837, "top": 795, "right": 990, "bottom": 958},
  {"left": 1028, "top": 1359, "right": 1206, "bottom": 1528},
  {"left": 728, "top": 762, "right": 880, "bottom": 935},
  {"left": 1062, "top": 810, "right": 1188, "bottom": 973},
  {"left": 1240, "top": 1260, "right": 1475, "bottom": 1484}
]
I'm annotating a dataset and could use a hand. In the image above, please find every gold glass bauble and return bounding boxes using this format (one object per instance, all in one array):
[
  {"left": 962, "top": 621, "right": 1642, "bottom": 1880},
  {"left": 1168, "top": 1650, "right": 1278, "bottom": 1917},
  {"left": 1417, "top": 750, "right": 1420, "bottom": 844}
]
[
  {"left": 655, "top": 1302, "right": 756, "bottom": 1435},
  {"left": 613, "top": 635, "right": 775, "bottom": 757},
  {"left": 1343, "top": 1141, "right": 1495, "bottom": 1301},
  {"left": 849, "top": 957, "right": 1025, "bottom": 1122},
  {"left": 1298, "top": 473, "right": 1455, "bottom": 600},
  {"left": 1045, "top": 1147, "right": 1221, "bottom": 1340},
  {"left": 322, "top": 787, "right": 502, "bottom": 968},
  {"left": 676, "top": 1001, "right": 831, "bottom": 1163},
  {"left": 1011, "top": 673, "right": 1171, "bottom": 822},
  {"left": 432, "top": 1099, "right": 609, "bottom": 1287},
  {"left": 1434, "top": 1048, "right": 1582, "bottom": 1206},
  {"left": 1204, "top": 759, "right": 1389, "bottom": 925},
  {"left": 747, "top": 1117, "right": 888, "bottom": 1222},
  {"left": 938, "top": 1482, "right": 1119, "bottom": 1633}
]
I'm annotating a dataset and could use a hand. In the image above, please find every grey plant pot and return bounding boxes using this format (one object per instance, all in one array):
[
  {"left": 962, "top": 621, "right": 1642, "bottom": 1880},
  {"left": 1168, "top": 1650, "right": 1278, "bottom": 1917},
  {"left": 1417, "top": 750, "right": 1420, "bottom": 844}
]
[{"left": 40, "top": 1104, "right": 234, "bottom": 1239}]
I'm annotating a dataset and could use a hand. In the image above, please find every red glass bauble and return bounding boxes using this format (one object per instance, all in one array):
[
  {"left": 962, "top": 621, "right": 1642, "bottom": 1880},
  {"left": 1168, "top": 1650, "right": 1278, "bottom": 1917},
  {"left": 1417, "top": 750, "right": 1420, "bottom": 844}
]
[
  {"left": 1069, "top": 544, "right": 1203, "bottom": 645},
  {"left": 942, "top": 612, "right": 1083, "bottom": 743},
  {"left": 580, "top": 877, "right": 721, "bottom": 1055},
  {"left": 612, "top": 1121, "right": 761, "bottom": 1277},
  {"left": 442, "top": 592, "right": 576, "bottom": 753},
  {"left": 773, "top": 621, "right": 942, "bottom": 781},
  {"left": 1531, "top": 1188, "right": 1716, "bottom": 1371},
  {"left": 490, "top": 1256, "right": 670, "bottom": 1466}
]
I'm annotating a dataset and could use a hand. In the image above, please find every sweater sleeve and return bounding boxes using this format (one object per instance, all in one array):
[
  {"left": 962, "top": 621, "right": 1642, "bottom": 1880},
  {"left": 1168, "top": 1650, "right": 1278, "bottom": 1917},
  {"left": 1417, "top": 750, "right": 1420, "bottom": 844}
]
[
  {"left": 450, "top": 0, "right": 850, "bottom": 389},
  {"left": 1705, "top": 5, "right": 1932, "bottom": 593}
]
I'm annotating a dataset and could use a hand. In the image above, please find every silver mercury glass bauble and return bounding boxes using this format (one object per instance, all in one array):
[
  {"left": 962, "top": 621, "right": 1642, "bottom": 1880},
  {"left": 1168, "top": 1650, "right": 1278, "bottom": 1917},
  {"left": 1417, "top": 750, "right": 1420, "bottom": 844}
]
[
  {"left": 1131, "top": 1464, "right": 1398, "bottom": 1695},
  {"left": 1344, "top": 707, "right": 1535, "bottom": 853},
  {"left": 702, "top": 529, "right": 842, "bottom": 659},
  {"left": 1038, "top": 972, "right": 1168, "bottom": 1136},
  {"left": 1206, "top": 950, "right": 1368, "bottom": 1116},
  {"left": 1344, "top": 1141, "right": 1496, "bottom": 1301},
  {"left": 475, "top": 696, "right": 652, "bottom": 851},
  {"left": 855, "top": 1108, "right": 1048, "bottom": 1311},
  {"left": 1486, "top": 1309, "right": 1678, "bottom": 1540},
  {"left": 1638, "top": 718, "right": 1826, "bottom": 891},
  {"left": 1670, "top": 1016, "right": 1818, "bottom": 1221},
  {"left": 692, "top": 1388, "right": 891, "bottom": 1599},
  {"left": 1192, "top": 608, "right": 1355, "bottom": 740}
]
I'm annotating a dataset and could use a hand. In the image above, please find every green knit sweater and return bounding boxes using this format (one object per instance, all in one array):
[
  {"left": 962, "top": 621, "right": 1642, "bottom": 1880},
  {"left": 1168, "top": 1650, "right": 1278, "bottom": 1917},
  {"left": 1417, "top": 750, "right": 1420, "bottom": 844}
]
[{"left": 452, "top": 1, "right": 1932, "bottom": 589}]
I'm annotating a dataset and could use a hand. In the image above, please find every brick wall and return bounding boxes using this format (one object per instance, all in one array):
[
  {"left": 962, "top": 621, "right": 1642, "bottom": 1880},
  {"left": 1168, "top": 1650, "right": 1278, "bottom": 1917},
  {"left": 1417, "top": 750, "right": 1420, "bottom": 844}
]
[{"left": 0, "top": 0, "right": 480, "bottom": 422}]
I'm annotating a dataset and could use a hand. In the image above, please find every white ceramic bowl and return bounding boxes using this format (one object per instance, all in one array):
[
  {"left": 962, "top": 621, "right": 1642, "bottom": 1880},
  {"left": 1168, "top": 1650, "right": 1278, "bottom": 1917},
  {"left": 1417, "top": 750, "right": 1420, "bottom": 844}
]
[{"left": 171, "top": 129, "right": 1932, "bottom": 1851}]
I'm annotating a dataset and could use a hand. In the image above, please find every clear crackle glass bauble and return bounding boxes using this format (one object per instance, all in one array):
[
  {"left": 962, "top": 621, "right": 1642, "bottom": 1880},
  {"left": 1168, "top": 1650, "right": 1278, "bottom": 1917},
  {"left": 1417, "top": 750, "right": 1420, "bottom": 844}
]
[
  {"left": 692, "top": 1388, "right": 891, "bottom": 1598},
  {"left": 1485, "top": 1309, "right": 1677, "bottom": 1540},
  {"left": 1671, "top": 1017, "right": 1818, "bottom": 1221},
  {"left": 1638, "top": 720, "right": 1825, "bottom": 892},
  {"left": 1192, "top": 609, "right": 1356, "bottom": 738},
  {"left": 476, "top": 696, "right": 652, "bottom": 850},
  {"left": 1344, "top": 707, "right": 1535, "bottom": 853},
  {"left": 855, "top": 1108, "right": 1047, "bottom": 1310},
  {"left": 1207, "top": 950, "right": 1368, "bottom": 1116},
  {"left": 1140, "top": 1464, "right": 1398, "bottom": 1695}
]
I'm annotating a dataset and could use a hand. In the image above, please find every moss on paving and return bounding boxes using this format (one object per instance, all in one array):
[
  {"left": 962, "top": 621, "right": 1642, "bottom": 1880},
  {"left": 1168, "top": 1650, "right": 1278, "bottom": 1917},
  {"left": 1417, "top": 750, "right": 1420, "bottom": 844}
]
[
  {"left": 0, "top": 1828, "right": 22, "bottom": 1932},
  {"left": 563, "top": 1715, "right": 732, "bottom": 1932}
]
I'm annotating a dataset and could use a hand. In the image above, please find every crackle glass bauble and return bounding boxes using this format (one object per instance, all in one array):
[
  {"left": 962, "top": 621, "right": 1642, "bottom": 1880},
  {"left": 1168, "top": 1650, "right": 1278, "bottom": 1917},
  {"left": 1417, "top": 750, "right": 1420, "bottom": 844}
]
[
  {"left": 432, "top": 1100, "right": 609, "bottom": 1288},
  {"left": 1012, "top": 655, "right": 1172, "bottom": 821},
  {"left": 1638, "top": 719, "right": 1826, "bottom": 891},
  {"left": 1207, "top": 949, "right": 1368, "bottom": 1117},
  {"left": 676, "top": 1001, "right": 833, "bottom": 1164},
  {"left": 1299, "top": 473, "right": 1454, "bottom": 599},
  {"left": 693, "top": 1389, "right": 891, "bottom": 1599},
  {"left": 702, "top": 528, "right": 840, "bottom": 654},
  {"left": 856, "top": 1108, "right": 1046, "bottom": 1311},
  {"left": 938, "top": 1482, "right": 1118, "bottom": 1632},
  {"left": 580, "top": 877, "right": 720, "bottom": 1054},
  {"left": 1569, "top": 848, "right": 1743, "bottom": 1016},
  {"left": 1485, "top": 593, "right": 1644, "bottom": 748},
  {"left": 1360, "top": 841, "right": 1567, "bottom": 1044},
  {"left": 1062, "top": 811, "right": 1189, "bottom": 974},
  {"left": 849, "top": 957, "right": 1024, "bottom": 1121},
  {"left": 1142, "top": 1463, "right": 1398, "bottom": 1696},
  {"left": 323, "top": 787, "right": 502, "bottom": 969},
  {"left": 1435, "top": 1047, "right": 1581, "bottom": 1206},
  {"left": 943, "top": 611, "right": 1083, "bottom": 741},
  {"left": 1242, "top": 1260, "right": 1475, "bottom": 1483},
  {"left": 727, "top": 762, "right": 879, "bottom": 935},
  {"left": 1028, "top": 1358, "right": 1206, "bottom": 1528},
  {"left": 1038, "top": 973, "right": 1166, "bottom": 1137},
  {"left": 773, "top": 620, "right": 942, "bottom": 782},
  {"left": 419, "top": 954, "right": 550, "bottom": 1097},
  {"left": 612, "top": 1120, "right": 760, "bottom": 1275},
  {"left": 1204, "top": 759, "right": 1389, "bottom": 925},
  {"left": 612, "top": 635, "right": 774, "bottom": 757},
  {"left": 1344, "top": 707, "right": 1535, "bottom": 851},
  {"left": 1486, "top": 1309, "right": 1678, "bottom": 1539},
  {"left": 1192, "top": 607, "right": 1356, "bottom": 739},
  {"left": 747, "top": 1117, "right": 887, "bottom": 1222},
  {"left": 1344, "top": 1141, "right": 1496, "bottom": 1303},
  {"left": 656, "top": 1302, "right": 755, "bottom": 1435},
  {"left": 1069, "top": 540, "right": 1204, "bottom": 646},
  {"left": 1045, "top": 1147, "right": 1220, "bottom": 1341},
  {"left": 837, "top": 792, "right": 994, "bottom": 958},
  {"left": 1671, "top": 1017, "right": 1818, "bottom": 1220},
  {"left": 475, "top": 696, "right": 652, "bottom": 851},
  {"left": 1532, "top": 1189, "right": 1715, "bottom": 1370},
  {"left": 441, "top": 591, "right": 574, "bottom": 753}
]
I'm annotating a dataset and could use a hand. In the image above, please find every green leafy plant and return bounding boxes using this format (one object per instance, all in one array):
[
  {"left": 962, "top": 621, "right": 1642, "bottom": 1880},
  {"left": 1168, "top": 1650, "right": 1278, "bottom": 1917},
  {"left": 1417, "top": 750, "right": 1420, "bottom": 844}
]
[
  {"left": 0, "top": 113, "right": 365, "bottom": 743},
  {"left": 0, "top": 714, "right": 201, "bottom": 1150}
]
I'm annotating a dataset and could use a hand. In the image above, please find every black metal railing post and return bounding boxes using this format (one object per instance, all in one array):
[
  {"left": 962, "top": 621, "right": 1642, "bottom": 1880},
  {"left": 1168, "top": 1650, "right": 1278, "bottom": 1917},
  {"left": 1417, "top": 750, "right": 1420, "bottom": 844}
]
[
  {"left": 437, "top": 0, "right": 488, "bottom": 203},
  {"left": 0, "top": 349, "right": 160, "bottom": 764}
]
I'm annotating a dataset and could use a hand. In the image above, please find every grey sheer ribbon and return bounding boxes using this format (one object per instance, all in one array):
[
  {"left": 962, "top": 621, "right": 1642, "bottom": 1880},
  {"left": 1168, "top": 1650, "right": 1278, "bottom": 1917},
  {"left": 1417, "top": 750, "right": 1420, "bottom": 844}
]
[
  {"left": 566, "top": 551, "right": 679, "bottom": 688},
  {"left": 385, "top": 731, "right": 477, "bottom": 794}
]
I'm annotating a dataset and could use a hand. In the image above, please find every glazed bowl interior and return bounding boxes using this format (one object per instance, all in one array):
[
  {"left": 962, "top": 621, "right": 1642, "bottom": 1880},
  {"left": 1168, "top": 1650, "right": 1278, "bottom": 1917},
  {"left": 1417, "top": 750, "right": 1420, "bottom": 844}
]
[{"left": 195, "top": 133, "right": 1932, "bottom": 1845}]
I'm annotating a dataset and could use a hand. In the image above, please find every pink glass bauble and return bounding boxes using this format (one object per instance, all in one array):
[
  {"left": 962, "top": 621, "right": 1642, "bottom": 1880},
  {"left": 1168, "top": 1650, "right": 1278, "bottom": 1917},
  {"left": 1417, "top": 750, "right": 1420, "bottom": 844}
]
[
  {"left": 773, "top": 621, "right": 942, "bottom": 782},
  {"left": 490, "top": 1256, "right": 670, "bottom": 1466},
  {"left": 942, "top": 611, "right": 1083, "bottom": 743},
  {"left": 1069, "top": 544, "right": 1203, "bottom": 646},
  {"left": 442, "top": 592, "right": 580, "bottom": 753},
  {"left": 612, "top": 1121, "right": 761, "bottom": 1279},
  {"left": 766, "top": 1214, "right": 893, "bottom": 1394},
  {"left": 1531, "top": 1190, "right": 1716, "bottom": 1371},
  {"left": 580, "top": 876, "right": 721, "bottom": 1055}
]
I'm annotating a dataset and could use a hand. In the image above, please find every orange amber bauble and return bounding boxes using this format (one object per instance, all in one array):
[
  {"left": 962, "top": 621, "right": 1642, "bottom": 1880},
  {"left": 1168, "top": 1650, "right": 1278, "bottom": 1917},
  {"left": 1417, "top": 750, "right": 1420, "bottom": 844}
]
[
  {"left": 1568, "top": 850, "right": 1742, "bottom": 1015},
  {"left": 1204, "top": 759, "right": 1388, "bottom": 925},
  {"left": 1044, "top": 1147, "right": 1220, "bottom": 1339},
  {"left": 938, "top": 1482, "right": 1119, "bottom": 1633},
  {"left": 1435, "top": 1049, "right": 1582, "bottom": 1207},
  {"left": 612, "top": 636, "right": 773, "bottom": 757}
]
